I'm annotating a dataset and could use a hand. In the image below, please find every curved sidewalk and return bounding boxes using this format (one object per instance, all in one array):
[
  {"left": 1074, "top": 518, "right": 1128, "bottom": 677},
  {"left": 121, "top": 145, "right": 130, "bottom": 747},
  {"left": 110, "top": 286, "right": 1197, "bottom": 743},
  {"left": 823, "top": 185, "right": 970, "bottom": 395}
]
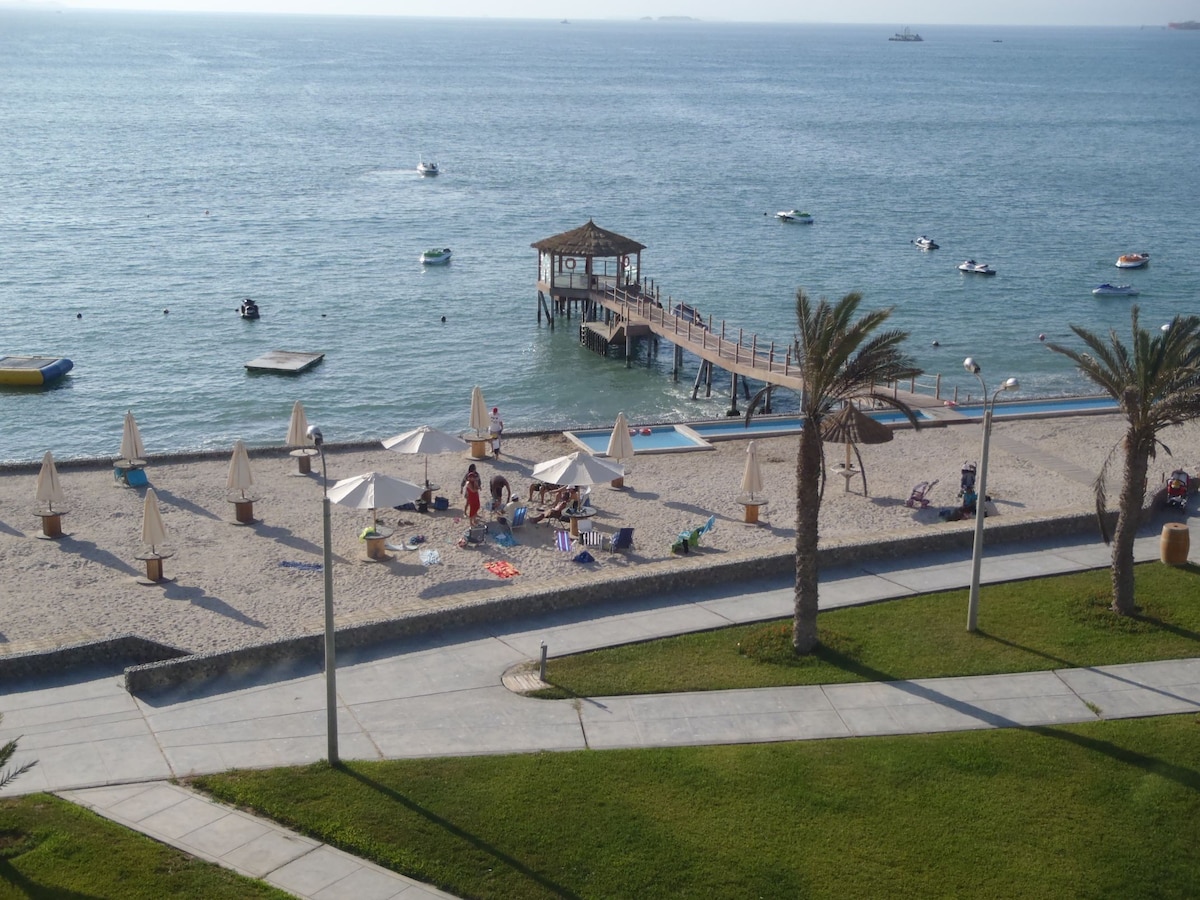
[{"left": 3, "top": 526, "right": 1200, "bottom": 896}]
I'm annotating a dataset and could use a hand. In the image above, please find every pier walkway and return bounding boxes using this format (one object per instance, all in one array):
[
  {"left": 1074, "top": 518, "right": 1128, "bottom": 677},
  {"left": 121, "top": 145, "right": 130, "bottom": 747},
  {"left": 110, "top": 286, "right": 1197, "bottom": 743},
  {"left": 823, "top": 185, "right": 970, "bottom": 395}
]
[{"left": 587, "top": 281, "right": 943, "bottom": 409}]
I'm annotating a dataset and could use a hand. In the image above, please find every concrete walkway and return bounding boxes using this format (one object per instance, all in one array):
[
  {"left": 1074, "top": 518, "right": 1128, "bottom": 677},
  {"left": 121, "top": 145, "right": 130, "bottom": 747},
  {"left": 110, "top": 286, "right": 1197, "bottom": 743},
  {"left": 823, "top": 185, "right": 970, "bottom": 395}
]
[{"left": 4, "top": 525, "right": 1200, "bottom": 898}]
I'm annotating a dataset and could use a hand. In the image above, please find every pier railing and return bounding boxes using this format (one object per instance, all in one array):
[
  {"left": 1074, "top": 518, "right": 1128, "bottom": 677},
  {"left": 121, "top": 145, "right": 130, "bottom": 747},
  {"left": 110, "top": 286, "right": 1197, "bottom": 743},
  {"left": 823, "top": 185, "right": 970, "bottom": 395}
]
[{"left": 597, "top": 282, "right": 803, "bottom": 384}]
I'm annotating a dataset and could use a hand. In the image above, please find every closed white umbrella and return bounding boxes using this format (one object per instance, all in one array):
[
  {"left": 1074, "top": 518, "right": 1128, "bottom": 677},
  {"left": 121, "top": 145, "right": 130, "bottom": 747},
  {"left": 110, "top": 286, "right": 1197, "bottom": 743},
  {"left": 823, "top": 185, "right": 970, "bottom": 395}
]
[
  {"left": 605, "top": 412, "right": 635, "bottom": 461},
  {"left": 226, "top": 440, "right": 255, "bottom": 499},
  {"left": 327, "top": 471, "right": 424, "bottom": 528},
  {"left": 468, "top": 386, "right": 489, "bottom": 437},
  {"left": 383, "top": 425, "right": 469, "bottom": 486},
  {"left": 286, "top": 401, "right": 313, "bottom": 448},
  {"left": 35, "top": 450, "right": 66, "bottom": 513},
  {"left": 119, "top": 411, "right": 146, "bottom": 464},
  {"left": 532, "top": 451, "right": 624, "bottom": 488},
  {"left": 141, "top": 488, "right": 168, "bottom": 555},
  {"left": 741, "top": 440, "right": 765, "bottom": 502}
]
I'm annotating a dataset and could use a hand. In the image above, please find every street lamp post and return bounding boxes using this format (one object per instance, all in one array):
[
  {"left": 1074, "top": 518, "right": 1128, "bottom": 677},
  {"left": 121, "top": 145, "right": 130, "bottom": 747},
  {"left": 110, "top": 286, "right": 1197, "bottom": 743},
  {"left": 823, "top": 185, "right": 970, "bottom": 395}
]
[
  {"left": 963, "top": 359, "right": 1019, "bottom": 633},
  {"left": 308, "top": 425, "right": 339, "bottom": 765}
]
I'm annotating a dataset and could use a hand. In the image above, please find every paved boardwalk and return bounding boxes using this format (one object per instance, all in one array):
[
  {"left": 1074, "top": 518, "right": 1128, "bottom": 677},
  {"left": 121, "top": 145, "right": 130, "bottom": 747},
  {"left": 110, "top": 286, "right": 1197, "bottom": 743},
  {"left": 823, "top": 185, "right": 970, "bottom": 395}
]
[{"left": 4, "top": 524, "right": 1200, "bottom": 898}]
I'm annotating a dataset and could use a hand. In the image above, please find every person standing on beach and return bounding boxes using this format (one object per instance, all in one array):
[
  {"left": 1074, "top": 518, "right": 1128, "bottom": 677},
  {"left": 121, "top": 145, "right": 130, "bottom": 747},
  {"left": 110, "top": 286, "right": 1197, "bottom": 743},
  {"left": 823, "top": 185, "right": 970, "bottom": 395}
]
[
  {"left": 463, "top": 473, "right": 482, "bottom": 523},
  {"left": 489, "top": 407, "right": 504, "bottom": 458}
]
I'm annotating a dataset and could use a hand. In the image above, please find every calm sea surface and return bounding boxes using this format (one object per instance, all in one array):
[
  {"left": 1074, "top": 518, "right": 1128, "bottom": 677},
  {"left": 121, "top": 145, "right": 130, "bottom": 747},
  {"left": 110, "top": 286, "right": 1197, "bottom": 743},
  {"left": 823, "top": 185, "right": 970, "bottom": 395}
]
[{"left": 2, "top": 13, "right": 1197, "bottom": 462}]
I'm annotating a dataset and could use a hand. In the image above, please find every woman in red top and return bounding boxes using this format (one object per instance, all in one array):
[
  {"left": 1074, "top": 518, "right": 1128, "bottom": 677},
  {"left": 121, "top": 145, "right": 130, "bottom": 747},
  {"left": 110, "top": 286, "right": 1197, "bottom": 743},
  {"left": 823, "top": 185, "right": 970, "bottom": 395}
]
[{"left": 464, "top": 478, "right": 482, "bottom": 522}]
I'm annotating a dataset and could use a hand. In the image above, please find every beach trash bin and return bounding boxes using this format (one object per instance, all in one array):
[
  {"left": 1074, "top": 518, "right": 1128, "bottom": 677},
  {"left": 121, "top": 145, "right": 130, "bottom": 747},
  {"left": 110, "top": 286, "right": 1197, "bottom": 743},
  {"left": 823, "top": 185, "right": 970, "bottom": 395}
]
[{"left": 1160, "top": 522, "right": 1190, "bottom": 565}]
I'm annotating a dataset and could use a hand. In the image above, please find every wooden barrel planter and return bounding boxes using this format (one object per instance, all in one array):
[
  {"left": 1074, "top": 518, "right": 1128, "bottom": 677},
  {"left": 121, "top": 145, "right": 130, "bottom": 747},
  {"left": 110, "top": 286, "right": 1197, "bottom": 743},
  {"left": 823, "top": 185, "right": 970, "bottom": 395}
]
[{"left": 1160, "top": 522, "right": 1190, "bottom": 565}]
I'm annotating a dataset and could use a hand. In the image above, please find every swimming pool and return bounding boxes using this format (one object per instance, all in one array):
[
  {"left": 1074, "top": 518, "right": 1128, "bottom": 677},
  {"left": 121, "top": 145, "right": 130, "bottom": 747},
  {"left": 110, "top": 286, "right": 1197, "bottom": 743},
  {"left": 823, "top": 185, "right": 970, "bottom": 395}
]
[
  {"left": 950, "top": 396, "right": 1118, "bottom": 419},
  {"left": 564, "top": 424, "right": 714, "bottom": 455},
  {"left": 685, "top": 409, "right": 933, "bottom": 441}
]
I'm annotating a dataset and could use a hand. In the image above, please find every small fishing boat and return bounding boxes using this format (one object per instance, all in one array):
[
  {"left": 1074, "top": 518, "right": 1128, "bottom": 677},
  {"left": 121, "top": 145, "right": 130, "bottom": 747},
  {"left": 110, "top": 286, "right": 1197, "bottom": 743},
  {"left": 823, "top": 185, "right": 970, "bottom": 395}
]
[
  {"left": 417, "top": 159, "right": 439, "bottom": 177},
  {"left": 889, "top": 27, "right": 923, "bottom": 42},
  {"left": 421, "top": 247, "right": 452, "bottom": 265},
  {"left": 1115, "top": 252, "right": 1150, "bottom": 269},
  {"left": 958, "top": 259, "right": 996, "bottom": 275},
  {"left": 1092, "top": 283, "right": 1139, "bottom": 297},
  {"left": 0, "top": 355, "right": 74, "bottom": 386},
  {"left": 775, "top": 209, "right": 814, "bottom": 224},
  {"left": 913, "top": 236, "right": 939, "bottom": 250},
  {"left": 239, "top": 298, "right": 260, "bottom": 320}
]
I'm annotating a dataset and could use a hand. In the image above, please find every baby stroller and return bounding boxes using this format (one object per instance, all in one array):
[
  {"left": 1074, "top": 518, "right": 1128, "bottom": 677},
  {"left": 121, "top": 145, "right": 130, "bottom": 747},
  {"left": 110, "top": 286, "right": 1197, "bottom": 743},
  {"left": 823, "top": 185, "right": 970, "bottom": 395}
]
[
  {"left": 1166, "top": 470, "right": 1190, "bottom": 509},
  {"left": 959, "top": 462, "right": 977, "bottom": 498},
  {"left": 905, "top": 479, "right": 938, "bottom": 508}
]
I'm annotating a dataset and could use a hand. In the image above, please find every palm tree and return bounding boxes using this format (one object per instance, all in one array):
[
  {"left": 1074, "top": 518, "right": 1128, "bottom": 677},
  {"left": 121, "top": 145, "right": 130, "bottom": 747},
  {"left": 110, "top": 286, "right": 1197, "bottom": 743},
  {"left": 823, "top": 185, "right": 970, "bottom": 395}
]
[
  {"left": 1047, "top": 308, "right": 1200, "bottom": 615},
  {"left": 1, "top": 713, "right": 37, "bottom": 790},
  {"left": 747, "top": 290, "right": 921, "bottom": 654}
]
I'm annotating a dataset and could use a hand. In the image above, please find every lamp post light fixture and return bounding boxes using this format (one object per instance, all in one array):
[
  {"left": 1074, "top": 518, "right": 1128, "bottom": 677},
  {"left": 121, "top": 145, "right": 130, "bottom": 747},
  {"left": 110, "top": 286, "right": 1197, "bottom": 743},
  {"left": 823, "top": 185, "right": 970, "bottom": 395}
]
[
  {"left": 962, "top": 359, "right": 1019, "bottom": 633},
  {"left": 308, "top": 425, "right": 339, "bottom": 765}
]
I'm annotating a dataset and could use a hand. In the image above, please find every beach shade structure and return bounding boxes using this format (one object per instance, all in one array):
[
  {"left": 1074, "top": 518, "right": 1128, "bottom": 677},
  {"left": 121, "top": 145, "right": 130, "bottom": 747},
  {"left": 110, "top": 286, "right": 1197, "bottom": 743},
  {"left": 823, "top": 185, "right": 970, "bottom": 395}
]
[
  {"left": 34, "top": 450, "right": 68, "bottom": 538},
  {"left": 532, "top": 451, "right": 624, "bottom": 489},
  {"left": 137, "top": 488, "right": 173, "bottom": 583},
  {"left": 328, "top": 472, "right": 424, "bottom": 529},
  {"left": 736, "top": 440, "right": 768, "bottom": 523},
  {"left": 819, "top": 404, "right": 894, "bottom": 496},
  {"left": 114, "top": 411, "right": 149, "bottom": 486},
  {"left": 328, "top": 472, "right": 423, "bottom": 561},
  {"left": 604, "top": 412, "right": 635, "bottom": 488},
  {"left": 225, "top": 439, "right": 259, "bottom": 524},
  {"left": 382, "top": 425, "right": 469, "bottom": 490},
  {"left": 286, "top": 400, "right": 319, "bottom": 474},
  {"left": 463, "top": 386, "right": 491, "bottom": 459}
]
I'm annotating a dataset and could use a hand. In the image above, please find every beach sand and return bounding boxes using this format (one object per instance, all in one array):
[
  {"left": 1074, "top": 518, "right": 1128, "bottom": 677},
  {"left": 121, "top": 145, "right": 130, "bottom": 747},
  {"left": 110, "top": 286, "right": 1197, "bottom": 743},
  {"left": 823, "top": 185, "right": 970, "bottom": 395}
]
[{"left": 2, "top": 414, "right": 1196, "bottom": 658}]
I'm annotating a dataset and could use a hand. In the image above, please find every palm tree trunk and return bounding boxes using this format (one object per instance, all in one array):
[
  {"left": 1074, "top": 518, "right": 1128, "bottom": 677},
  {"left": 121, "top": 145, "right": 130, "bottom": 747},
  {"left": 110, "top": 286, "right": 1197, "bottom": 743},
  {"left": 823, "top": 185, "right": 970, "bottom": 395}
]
[
  {"left": 1111, "top": 437, "right": 1149, "bottom": 616},
  {"left": 793, "top": 422, "right": 822, "bottom": 654}
]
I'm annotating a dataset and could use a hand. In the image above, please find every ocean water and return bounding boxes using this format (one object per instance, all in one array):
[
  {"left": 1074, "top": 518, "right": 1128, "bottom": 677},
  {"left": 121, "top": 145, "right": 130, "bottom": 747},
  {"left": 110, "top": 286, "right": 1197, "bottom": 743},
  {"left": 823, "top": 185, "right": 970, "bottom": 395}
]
[{"left": 2, "top": 13, "right": 1197, "bottom": 462}]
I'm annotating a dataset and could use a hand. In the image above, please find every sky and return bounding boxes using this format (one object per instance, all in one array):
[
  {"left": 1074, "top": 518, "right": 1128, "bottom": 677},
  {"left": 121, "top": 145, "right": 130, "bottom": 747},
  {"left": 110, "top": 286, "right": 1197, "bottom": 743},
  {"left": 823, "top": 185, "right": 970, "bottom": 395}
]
[{"left": 11, "top": 0, "right": 1196, "bottom": 26}]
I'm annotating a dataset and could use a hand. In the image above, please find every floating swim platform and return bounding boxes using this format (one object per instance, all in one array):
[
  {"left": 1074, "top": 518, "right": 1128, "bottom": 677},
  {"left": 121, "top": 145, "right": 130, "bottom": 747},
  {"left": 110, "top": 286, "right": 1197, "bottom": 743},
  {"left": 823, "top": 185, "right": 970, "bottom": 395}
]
[
  {"left": 244, "top": 350, "right": 325, "bottom": 374},
  {"left": 0, "top": 356, "right": 74, "bottom": 386}
]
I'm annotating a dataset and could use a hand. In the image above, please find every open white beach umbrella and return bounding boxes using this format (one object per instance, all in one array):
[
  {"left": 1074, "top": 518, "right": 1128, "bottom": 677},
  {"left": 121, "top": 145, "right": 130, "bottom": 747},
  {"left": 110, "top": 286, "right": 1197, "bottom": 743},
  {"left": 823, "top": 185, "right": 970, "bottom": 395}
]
[
  {"left": 141, "top": 488, "right": 168, "bottom": 555},
  {"left": 286, "top": 400, "right": 313, "bottom": 448},
  {"left": 468, "top": 386, "right": 489, "bottom": 437},
  {"left": 119, "top": 411, "right": 146, "bottom": 463},
  {"left": 35, "top": 451, "right": 66, "bottom": 512},
  {"left": 327, "top": 471, "right": 424, "bottom": 527},
  {"left": 226, "top": 440, "right": 255, "bottom": 499},
  {"left": 605, "top": 412, "right": 635, "bottom": 462},
  {"left": 382, "top": 425, "right": 469, "bottom": 486},
  {"left": 532, "top": 451, "right": 624, "bottom": 488},
  {"left": 740, "top": 440, "right": 765, "bottom": 502}
]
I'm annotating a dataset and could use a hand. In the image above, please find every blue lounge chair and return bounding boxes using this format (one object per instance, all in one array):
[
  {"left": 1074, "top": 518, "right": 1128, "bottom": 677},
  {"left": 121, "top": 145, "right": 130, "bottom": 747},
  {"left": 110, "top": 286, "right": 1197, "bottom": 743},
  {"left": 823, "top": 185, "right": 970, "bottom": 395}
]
[
  {"left": 510, "top": 506, "right": 528, "bottom": 529},
  {"left": 609, "top": 527, "right": 634, "bottom": 554}
]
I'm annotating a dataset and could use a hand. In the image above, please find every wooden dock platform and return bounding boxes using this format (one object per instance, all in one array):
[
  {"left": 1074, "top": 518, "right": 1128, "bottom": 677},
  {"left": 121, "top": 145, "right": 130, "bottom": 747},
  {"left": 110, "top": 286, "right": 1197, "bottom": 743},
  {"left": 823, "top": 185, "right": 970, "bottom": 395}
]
[{"left": 244, "top": 350, "right": 325, "bottom": 374}]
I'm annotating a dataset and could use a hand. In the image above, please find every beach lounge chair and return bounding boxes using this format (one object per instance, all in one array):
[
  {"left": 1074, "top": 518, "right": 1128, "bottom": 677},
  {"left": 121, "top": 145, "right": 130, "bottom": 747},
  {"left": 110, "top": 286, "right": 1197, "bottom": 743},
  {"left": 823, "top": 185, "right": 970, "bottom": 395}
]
[
  {"left": 555, "top": 529, "right": 572, "bottom": 552},
  {"left": 608, "top": 527, "right": 634, "bottom": 554},
  {"left": 695, "top": 515, "right": 716, "bottom": 541},
  {"left": 579, "top": 530, "right": 605, "bottom": 549},
  {"left": 905, "top": 479, "right": 938, "bottom": 508},
  {"left": 510, "top": 506, "right": 528, "bottom": 529}
]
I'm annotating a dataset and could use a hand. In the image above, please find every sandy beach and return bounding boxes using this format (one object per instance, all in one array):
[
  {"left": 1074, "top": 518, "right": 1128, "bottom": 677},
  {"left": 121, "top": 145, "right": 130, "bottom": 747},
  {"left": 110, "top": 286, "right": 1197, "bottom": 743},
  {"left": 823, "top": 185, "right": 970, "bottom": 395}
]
[{"left": 2, "top": 413, "right": 1196, "bottom": 659}]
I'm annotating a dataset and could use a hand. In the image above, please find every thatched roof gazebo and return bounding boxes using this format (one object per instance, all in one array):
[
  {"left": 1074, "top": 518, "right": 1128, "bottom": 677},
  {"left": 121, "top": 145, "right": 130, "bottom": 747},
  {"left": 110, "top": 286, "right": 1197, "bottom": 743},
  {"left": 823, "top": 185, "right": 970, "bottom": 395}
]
[{"left": 532, "top": 221, "right": 645, "bottom": 317}]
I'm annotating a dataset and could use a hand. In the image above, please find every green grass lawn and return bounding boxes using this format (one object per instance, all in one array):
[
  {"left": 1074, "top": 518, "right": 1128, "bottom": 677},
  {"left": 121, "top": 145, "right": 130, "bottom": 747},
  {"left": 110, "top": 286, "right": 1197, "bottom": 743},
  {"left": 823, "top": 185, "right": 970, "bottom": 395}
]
[
  {"left": 0, "top": 793, "right": 291, "bottom": 899},
  {"left": 194, "top": 716, "right": 1200, "bottom": 899},
  {"left": 532, "top": 562, "right": 1200, "bottom": 698}
]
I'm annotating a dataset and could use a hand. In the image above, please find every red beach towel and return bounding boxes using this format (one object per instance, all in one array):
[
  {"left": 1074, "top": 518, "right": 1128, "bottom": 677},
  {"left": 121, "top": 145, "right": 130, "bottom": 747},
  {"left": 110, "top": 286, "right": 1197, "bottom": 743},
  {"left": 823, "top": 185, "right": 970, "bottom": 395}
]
[{"left": 485, "top": 560, "right": 520, "bottom": 579}]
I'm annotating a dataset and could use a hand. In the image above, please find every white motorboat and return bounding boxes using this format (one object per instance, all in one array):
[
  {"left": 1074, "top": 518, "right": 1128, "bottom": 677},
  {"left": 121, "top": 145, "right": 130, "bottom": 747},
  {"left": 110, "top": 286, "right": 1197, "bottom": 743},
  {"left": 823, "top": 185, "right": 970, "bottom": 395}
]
[
  {"left": 417, "top": 159, "right": 439, "bottom": 177},
  {"left": 958, "top": 259, "right": 996, "bottom": 275},
  {"left": 1115, "top": 252, "right": 1149, "bottom": 269},
  {"left": 775, "top": 209, "right": 814, "bottom": 224},
  {"left": 913, "top": 236, "right": 939, "bottom": 250},
  {"left": 1092, "top": 283, "right": 1139, "bottom": 297},
  {"left": 421, "top": 247, "right": 452, "bottom": 265}
]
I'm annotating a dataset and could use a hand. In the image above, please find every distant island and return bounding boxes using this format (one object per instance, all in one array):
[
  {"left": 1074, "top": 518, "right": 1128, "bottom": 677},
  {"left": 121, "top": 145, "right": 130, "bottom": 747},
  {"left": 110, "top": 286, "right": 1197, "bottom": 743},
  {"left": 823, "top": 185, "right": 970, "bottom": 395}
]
[
  {"left": 640, "top": 16, "right": 701, "bottom": 22},
  {"left": 1168, "top": 21, "right": 1200, "bottom": 30}
]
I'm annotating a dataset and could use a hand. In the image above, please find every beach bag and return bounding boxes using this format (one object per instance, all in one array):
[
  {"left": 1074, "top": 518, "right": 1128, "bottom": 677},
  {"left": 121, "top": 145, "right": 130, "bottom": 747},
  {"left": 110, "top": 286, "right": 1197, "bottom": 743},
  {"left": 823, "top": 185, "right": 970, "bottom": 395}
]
[
  {"left": 572, "top": 550, "right": 595, "bottom": 564},
  {"left": 433, "top": 496, "right": 450, "bottom": 511}
]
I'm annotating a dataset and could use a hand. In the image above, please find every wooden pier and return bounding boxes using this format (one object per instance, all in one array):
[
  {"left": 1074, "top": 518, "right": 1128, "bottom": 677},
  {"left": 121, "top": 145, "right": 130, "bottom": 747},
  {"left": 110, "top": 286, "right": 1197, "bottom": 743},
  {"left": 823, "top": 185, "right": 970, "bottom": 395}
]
[{"left": 533, "top": 221, "right": 940, "bottom": 412}]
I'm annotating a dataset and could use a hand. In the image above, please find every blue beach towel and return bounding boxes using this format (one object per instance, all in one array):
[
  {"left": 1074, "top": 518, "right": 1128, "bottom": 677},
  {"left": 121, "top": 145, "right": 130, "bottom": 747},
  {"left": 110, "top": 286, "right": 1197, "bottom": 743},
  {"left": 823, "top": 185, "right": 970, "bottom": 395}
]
[
  {"left": 492, "top": 532, "right": 518, "bottom": 548},
  {"left": 279, "top": 561, "right": 323, "bottom": 571}
]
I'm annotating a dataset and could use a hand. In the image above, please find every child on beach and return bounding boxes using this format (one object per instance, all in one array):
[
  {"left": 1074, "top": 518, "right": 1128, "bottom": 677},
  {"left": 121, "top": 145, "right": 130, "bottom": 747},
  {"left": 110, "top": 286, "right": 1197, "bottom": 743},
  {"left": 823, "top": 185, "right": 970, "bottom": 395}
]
[{"left": 489, "top": 407, "right": 504, "bottom": 457}]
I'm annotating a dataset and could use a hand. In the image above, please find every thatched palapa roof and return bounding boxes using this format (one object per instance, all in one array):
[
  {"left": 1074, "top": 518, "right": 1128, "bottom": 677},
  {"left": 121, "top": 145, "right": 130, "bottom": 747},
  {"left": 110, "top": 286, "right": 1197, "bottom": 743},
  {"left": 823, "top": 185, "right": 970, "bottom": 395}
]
[{"left": 531, "top": 220, "right": 645, "bottom": 257}]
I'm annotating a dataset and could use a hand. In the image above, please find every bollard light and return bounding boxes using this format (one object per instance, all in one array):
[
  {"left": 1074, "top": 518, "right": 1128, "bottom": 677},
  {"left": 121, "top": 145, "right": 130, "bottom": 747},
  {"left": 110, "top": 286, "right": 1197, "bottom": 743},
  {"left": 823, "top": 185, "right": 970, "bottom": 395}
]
[{"left": 309, "top": 425, "right": 338, "bottom": 765}]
